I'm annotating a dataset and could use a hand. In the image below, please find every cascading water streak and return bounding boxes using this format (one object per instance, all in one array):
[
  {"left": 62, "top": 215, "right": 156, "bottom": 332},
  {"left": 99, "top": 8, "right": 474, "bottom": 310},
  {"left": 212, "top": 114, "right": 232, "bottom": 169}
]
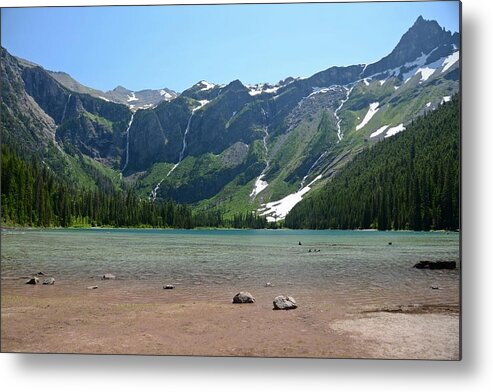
[{"left": 121, "top": 113, "right": 135, "bottom": 173}]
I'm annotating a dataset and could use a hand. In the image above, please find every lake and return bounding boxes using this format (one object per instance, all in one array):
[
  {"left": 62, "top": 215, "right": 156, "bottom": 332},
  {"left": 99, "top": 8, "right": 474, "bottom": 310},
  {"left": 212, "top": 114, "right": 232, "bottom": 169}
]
[{"left": 1, "top": 229, "right": 460, "bottom": 309}]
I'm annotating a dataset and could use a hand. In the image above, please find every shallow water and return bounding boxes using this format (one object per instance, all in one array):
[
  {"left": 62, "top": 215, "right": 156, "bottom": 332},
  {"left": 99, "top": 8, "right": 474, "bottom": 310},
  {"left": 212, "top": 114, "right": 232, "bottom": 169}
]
[{"left": 1, "top": 229, "right": 460, "bottom": 307}]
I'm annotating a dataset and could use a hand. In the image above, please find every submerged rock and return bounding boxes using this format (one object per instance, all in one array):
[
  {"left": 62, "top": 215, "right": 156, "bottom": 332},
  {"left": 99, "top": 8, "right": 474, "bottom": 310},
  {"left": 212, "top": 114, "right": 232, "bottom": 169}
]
[
  {"left": 43, "top": 277, "right": 55, "bottom": 285},
  {"left": 163, "top": 284, "right": 175, "bottom": 290},
  {"left": 273, "top": 295, "right": 297, "bottom": 310},
  {"left": 102, "top": 273, "right": 116, "bottom": 280},
  {"left": 25, "top": 277, "right": 39, "bottom": 285},
  {"left": 232, "top": 292, "right": 255, "bottom": 304},
  {"left": 413, "top": 261, "right": 456, "bottom": 270}
]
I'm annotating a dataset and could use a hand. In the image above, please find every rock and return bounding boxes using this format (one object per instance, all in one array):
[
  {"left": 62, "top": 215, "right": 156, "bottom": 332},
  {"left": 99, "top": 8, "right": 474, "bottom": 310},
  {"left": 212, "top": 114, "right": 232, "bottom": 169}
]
[
  {"left": 36, "top": 272, "right": 46, "bottom": 276},
  {"left": 87, "top": 285, "right": 98, "bottom": 290},
  {"left": 163, "top": 284, "right": 175, "bottom": 290},
  {"left": 298, "top": 241, "right": 302, "bottom": 246},
  {"left": 25, "top": 277, "right": 39, "bottom": 285},
  {"left": 273, "top": 295, "right": 297, "bottom": 310},
  {"left": 232, "top": 292, "right": 255, "bottom": 304},
  {"left": 388, "top": 242, "right": 393, "bottom": 245},
  {"left": 413, "top": 261, "right": 456, "bottom": 270},
  {"left": 265, "top": 282, "right": 274, "bottom": 287},
  {"left": 102, "top": 273, "right": 116, "bottom": 280},
  {"left": 42, "top": 277, "right": 55, "bottom": 285},
  {"left": 430, "top": 285, "right": 440, "bottom": 290}
]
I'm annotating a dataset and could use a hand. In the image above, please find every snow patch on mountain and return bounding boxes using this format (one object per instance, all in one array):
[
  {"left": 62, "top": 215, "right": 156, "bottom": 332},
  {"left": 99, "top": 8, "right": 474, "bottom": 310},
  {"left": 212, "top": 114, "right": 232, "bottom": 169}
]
[
  {"left": 98, "top": 96, "right": 110, "bottom": 102},
  {"left": 259, "top": 175, "right": 322, "bottom": 222},
  {"left": 198, "top": 80, "right": 215, "bottom": 91},
  {"left": 127, "top": 92, "right": 138, "bottom": 102},
  {"left": 442, "top": 51, "right": 459, "bottom": 73},
  {"left": 247, "top": 83, "right": 281, "bottom": 96},
  {"left": 159, "top": 89, "right": 174, "bottom": 100},
  {"left": 417, "top": 67, "right": 436, "bottom": 81},
  {"left": 385, "top": 123, "right": 406, "bottom": 138},
  {"left": 370, "top": 124, "right": 390, "bottom": 138},
  {"left": 307, "top": 86, "right": 339, "bottom": 98},
  {"left": 356, "top": 102, "right": 379, "bottom": 131},
  {"left": 193, "top": 100, "right": 210, "bottom": 112},
  {"left": 250, "top": 177, "right": 269, "bottom": 199}
]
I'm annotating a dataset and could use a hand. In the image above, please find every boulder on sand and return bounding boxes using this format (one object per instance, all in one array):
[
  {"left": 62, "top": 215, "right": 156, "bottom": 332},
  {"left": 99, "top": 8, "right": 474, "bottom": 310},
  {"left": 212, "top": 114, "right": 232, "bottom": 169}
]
[
  {"left": 102, "top": 273, "right": 116, "bottom": 280},
  {"left": 163, "top": 284, "right": 175, "bottom": 290},
  {"left": 25, "top": 277, "right": 39, "bottom": 285},
  {"left": 43, "top": 277, "right": 55, "bottom": 285},
  {"left": 413, "top": 261, "right": 456, "bottom": 270},
  {"left": 273, "top": 295, "right": 297, "bottom": 310},
  {"left": 87, "top": 285, "right": 98, "bottom": 290},
  {"left": 232, "top": 292, "right": 255, "bottom": 304}
]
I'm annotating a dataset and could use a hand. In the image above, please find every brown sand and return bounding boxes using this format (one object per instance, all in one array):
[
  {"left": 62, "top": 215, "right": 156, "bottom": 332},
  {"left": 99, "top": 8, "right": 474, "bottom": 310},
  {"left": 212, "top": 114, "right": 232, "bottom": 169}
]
[{"left": 0, "top": 279, "right": 459, "bottom": 359}]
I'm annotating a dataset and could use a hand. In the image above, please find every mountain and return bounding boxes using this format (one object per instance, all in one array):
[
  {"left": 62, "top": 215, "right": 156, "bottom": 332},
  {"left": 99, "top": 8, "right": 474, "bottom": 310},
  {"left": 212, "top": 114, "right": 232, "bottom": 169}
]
[
  {"left": 1, "top": 16, "right": 460, "bottom": 227},
  {"left": 16, "top": 57, "right": 179, "bottom": 110},
  {"left": 102, "top": 85, "right": 178, "bottom": 110},
  {"left": 284, "top": 96, "right": 460, "bottom": 230}
]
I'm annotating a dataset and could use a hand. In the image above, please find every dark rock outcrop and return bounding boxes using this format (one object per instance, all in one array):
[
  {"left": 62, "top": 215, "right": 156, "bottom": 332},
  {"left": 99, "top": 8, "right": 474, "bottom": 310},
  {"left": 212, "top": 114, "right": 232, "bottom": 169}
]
[{"left": 413, "top": 261, "right": 456, "bottom": 270}]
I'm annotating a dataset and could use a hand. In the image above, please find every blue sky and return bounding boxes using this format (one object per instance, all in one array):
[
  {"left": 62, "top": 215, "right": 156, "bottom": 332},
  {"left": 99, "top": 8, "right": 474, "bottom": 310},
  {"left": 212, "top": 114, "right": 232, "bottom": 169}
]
[{"left": 1, "top": 1, "right": 460, "bottom": 93}]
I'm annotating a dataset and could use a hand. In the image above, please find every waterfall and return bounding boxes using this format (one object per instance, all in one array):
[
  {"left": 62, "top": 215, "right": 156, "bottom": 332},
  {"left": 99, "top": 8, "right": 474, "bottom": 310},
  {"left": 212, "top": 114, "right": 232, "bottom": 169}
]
[
  {"left": 61, "top": 93, "right": 72, "bottom": 122},
  {"left": 335, "top": 86, "right": 354, "bottom": 141},
  {"left": 121, "top": 113, "right": 135, "bottom": 173},
  {"left": 250, "top": 108, "right": 270, "bottom": 199},
  {"left": 298, "top": 151, "right": 328, "bottom": 191},
  {"left": 150, "top": 111, "right": 195, "bottom": 201}
]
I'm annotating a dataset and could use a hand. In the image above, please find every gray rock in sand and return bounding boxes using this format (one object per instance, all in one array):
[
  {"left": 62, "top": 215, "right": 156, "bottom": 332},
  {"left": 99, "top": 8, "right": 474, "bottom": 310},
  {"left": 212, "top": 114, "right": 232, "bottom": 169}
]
[
  {"left": 102, "top": 273, "right": 116, "bottom": 280},
  {"left": 25, "top": 277, "right": 39, "bottom": 285},
  {"left": 273, "top": 295, "right": 297, "bottom": 310},
  {"left": 43, "top": 277, "right": 55, "bottom": 285},
  {"left": 163, "top": 284, "right": 175, "bottom": 290},
  {"left": 232, "top": 292, "right": 255, "bottom": 303}
]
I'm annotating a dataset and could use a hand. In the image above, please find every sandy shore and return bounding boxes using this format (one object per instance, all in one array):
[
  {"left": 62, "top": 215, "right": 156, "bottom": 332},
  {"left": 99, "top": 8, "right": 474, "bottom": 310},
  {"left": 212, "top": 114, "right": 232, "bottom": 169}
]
[{"left": 1, "top": 279, "right": 459, "bottom": 359}]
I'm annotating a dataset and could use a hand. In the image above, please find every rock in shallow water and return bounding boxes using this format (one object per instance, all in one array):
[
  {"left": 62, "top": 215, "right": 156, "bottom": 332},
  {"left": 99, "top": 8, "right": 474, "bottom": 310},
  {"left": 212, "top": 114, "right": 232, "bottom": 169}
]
[
  {"left": 273, "top": 295, "right": 297, "bottom": 310},
  {"left": 163, "top": 284, "right": 175, "bottom": 290},
  {"left": 413, "top": 261, "right": 456, "bottom": 270},
  {"left": 25, "top": 277, "right": 39, "bottom": 285},
  {"left": 102, "top": 273, "right": 116, "bottom": 280},
  {"left": 43, "top": 277, "right": 55, "bottom": 285},
  {"left": 232, "top": 292, "right": 255, "bottom": 304},
  {"left": 87, "top": 285, "right": 98, "bottom": 290}
]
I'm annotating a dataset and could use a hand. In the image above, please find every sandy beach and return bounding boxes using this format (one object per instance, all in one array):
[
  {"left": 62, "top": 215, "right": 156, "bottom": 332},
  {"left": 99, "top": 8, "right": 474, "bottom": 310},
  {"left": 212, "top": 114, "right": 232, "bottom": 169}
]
[{"left": 1, "top": 278, "right": 459, "bottom": 359}]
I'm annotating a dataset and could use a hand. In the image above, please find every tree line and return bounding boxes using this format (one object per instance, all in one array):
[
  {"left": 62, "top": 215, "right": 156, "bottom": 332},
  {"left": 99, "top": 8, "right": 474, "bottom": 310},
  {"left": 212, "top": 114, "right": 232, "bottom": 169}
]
[
  {"left": 1, "top": 144, "right": 269, "bottom": 229},
  {"left": 285, "top": 95, "right": 460, "bottom": 231}
]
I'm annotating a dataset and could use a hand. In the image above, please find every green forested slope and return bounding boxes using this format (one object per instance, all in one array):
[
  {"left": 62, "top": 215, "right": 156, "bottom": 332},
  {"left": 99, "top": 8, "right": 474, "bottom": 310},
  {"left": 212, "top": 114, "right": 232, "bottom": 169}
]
[
  {"left": 285, "top": 96, "right": 460, "bottom": 230},
  {"left": 0, "top": 144, "right": 268, "bottom": 229}
]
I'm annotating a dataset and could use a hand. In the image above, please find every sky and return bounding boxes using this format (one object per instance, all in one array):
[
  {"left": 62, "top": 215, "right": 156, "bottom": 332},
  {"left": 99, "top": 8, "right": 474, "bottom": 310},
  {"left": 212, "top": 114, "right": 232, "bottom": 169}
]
[{"left": 1, "top": 1, "right": 460, "bottom": 93}]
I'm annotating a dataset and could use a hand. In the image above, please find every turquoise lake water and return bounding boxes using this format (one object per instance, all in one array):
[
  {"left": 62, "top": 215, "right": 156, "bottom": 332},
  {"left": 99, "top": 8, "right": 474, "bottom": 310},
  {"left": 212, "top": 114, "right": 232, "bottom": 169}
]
[{"left": 1, "top": 229, "right": 460, "bottom": 307}]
